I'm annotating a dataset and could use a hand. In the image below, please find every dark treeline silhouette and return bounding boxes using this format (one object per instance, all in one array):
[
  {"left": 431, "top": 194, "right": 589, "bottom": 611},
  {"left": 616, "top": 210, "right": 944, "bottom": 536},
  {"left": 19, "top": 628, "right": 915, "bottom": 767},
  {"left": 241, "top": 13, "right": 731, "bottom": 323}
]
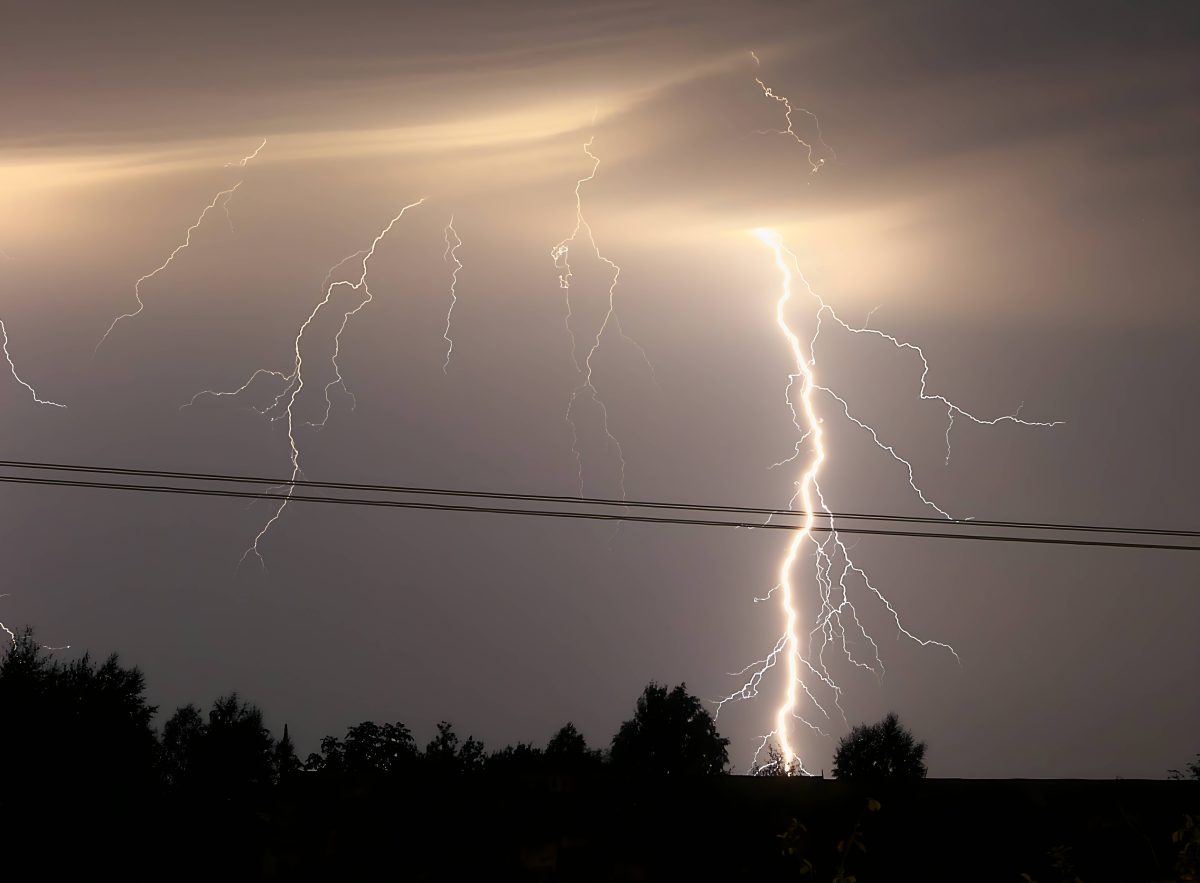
[
  {"left": 2, "top": 628, "right": 1196, "bottom": 881},
  {"left": 0, "top": 628, "right": 727, "bottom": 792}
]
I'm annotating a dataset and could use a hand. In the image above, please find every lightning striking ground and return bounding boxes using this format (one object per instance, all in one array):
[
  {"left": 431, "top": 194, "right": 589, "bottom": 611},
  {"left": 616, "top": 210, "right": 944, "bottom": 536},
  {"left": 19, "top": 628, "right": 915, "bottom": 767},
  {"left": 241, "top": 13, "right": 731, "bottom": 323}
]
[
  {"left": 718, "top": 229, "right": 1058, "bottom": 774},
  {"left": 97, "top": 141, "right": 267, "bottom": 351},
  {"left": 441, "top": 217, "right": 463, "bottom": 373},
  {"left": 184, "top": 198, "right": 425, "bottom": 567}
]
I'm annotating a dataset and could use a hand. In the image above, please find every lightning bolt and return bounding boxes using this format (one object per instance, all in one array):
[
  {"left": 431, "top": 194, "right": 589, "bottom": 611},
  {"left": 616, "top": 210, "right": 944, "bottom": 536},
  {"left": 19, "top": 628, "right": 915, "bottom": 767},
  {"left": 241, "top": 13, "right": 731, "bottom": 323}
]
[
  {"left": 0, "top": 255, "right": 64, "bottom": 407},
  {"left": 96, "top": 140, "right": 267, "bottom": 351},
  {"left": 1, "top": 320, "right": 64, "bottom": 408},
  {"left": 184, "top": 198, "right": 426, "bottom": 568},
  {"left": 718, "top": 230, "right": 1059, "bottom": 774},
  {"left": 441, "top": 217, "right": 463, "bottom": 373},
  {"left": 749, "top": 51, "right": 835, "bottom": 174},
  {"left": 552, "top": 136, "right": 652, "bottom": 498}
]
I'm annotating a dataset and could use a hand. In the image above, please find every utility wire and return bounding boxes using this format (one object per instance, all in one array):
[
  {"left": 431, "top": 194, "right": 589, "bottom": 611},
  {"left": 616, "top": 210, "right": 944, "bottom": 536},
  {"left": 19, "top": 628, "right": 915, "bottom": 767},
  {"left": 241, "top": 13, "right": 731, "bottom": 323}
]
[
  {"left": 0, "top": 458, "right": 1196, "bottom": 540},
  {"left": 1, "top": 472, "right": 1196, "bottom": 552}
]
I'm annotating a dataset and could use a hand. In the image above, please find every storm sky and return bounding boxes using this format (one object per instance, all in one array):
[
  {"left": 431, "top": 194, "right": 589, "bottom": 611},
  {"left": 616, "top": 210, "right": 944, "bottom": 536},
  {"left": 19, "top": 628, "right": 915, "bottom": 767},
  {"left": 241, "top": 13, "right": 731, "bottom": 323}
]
[{"left": 1, "top": 0, "right": 1197, "bottom": 776}]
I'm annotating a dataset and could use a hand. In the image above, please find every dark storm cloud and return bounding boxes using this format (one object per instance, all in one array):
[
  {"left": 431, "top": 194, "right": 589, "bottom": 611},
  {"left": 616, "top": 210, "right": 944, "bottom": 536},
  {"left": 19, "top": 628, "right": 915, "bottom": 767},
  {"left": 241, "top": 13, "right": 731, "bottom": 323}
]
[{"left": 1, "top": 0, "right": 756, "bottom": 147}]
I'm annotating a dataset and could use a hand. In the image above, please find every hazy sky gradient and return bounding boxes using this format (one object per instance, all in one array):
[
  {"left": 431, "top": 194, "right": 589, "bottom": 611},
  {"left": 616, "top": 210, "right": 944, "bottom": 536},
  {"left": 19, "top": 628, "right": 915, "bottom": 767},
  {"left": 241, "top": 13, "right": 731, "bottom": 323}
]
[{"left": 1, "top": 0, "right": 1196, "bottom": 776}]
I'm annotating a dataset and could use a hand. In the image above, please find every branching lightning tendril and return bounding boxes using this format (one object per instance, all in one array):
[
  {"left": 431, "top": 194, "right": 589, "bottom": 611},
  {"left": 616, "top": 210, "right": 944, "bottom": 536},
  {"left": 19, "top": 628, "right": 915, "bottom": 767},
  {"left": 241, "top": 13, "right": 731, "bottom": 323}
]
[
  {"left": 97, "top": 141, "right": 266, "bottom": 351},
  {"left": 749, "top": 51, "right": 835, "bottom": 174},
  {"left": 1, "top": 254, "right": 64, "bottom": 407},
  {"left": 1, "top": 319, "right": 65, "bottom": 408},
  {"left": 552, "top": 136, "right": 653, "bottom": 497},
  {"left": 184, "top": 199, "right": 426, "bottom": 568},
  {"left": 441, "top": 217, "right": 463, "bottom": 373},
  {"left": 225, "top": 138, "right": 268, "bottom": 168}
]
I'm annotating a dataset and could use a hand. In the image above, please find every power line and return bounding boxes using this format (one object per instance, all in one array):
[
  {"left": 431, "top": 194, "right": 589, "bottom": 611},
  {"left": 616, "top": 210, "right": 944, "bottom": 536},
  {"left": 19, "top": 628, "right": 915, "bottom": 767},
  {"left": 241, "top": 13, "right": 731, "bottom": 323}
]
[
  {"left": 1, "top": 472, "right": 1196, "bottom": 552},
  {"left": 1, "top": 458, "right": 1196, "bottom": 540}
]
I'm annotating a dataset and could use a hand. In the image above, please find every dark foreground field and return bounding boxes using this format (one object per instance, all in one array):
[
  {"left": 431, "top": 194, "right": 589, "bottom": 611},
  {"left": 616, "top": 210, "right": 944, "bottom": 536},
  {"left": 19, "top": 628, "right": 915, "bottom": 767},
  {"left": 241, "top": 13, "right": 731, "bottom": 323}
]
[{"left": 8, "top": 775, "right": 1196, "bottom": 880}]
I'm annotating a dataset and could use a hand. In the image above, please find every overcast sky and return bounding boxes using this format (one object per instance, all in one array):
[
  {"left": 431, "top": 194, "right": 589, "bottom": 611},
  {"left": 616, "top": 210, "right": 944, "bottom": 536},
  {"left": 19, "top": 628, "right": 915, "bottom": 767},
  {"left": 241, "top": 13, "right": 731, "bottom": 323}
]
[{"left": 1, "top": 0, "right": 1196, "bottom": 776}]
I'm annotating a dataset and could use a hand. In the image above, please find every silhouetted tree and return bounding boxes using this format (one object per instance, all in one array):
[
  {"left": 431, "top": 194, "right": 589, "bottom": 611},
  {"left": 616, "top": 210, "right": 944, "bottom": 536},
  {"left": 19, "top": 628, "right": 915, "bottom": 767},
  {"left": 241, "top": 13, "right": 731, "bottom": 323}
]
[
  {"left": 162, "top": 693, "right": 275, "bottom": 797},
  {"left": 544, "top": 721, "right": 602, "bottom": 780},
  {"left": 546, "top": 721, "right": 589, "bottom": 756},
  {"left": 160, "top": 702, "right": 205, "bottom": 786},
  {"left": 833, "top": 711, "right": 927, "bottom": 781},
  {"left": 351, "top": 721, "right": 417, "bottom": 773},
  {"left": 0, "top": 627, "right": 158, "bottom": 797},
  {"left": 205, "top": 693, "right": 275, "bottom": 795},
  {"left": 307, "top": 732, "right": 346, "bottom": 773},
  {"left": 425, "top": 720, "right": 486, "bottom": 775},
  {"left": 751, "top": 742, "right": 806, "bottom": 777},
  {"left": 610, "top": 682, "right": 729, "bottom": 776},
  {"left": 486, "top": 742, "right": 544, "bottom": 777},
  {"left": 1169, "top": 754, "right": 1200, "bottom": 781},
  {"left": 313, "top": 720, "right": 420, "bottom": 777}
]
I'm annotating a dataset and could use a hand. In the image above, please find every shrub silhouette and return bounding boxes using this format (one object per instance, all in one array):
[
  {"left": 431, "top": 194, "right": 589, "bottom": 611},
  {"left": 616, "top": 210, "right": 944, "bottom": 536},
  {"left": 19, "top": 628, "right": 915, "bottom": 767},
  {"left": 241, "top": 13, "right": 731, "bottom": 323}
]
[
  {"left": 833, "top": 711, "right": 927, "bottom": 781},
  {"left": 424, "top": 720, "right": 486, "bottom": 775},
  {"left": 309, "top": 720, "right": 418, "bottom": 777},
  {"left": 610, "top": 681, "right": 729, "bottom": 776},
  {"left": 161, "top": 693, "right": 275, "bottom": 797}
]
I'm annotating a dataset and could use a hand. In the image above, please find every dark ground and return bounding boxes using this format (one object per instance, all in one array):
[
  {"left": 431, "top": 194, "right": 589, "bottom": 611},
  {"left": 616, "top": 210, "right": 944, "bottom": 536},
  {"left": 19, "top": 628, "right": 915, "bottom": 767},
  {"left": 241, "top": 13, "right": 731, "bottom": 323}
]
[{"left": 10, "top": 775, "right": 1195, "bottom": 880}]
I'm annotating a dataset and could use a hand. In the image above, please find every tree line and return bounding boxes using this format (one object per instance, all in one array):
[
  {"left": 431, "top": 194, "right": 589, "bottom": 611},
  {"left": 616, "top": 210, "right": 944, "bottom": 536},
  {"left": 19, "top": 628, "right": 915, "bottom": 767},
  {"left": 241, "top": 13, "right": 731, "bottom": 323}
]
[
  {"left": 0, "top": 628, "right": 735, "bottom": 798},
  {"left": 0, "top": 626, "right": 934, "bottom": 797}
]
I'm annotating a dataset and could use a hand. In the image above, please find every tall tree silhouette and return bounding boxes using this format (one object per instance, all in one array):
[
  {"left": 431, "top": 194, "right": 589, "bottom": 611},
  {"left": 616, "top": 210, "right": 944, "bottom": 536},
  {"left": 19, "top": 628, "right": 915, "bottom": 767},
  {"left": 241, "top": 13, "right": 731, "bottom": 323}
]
[
  {"left": 425, "top": 720, "right": 486, "bottom": 775},
  {"left": 545, "top": 721, "right": 602, "bottom": 780},
  {"left": 161, "top": 702, "right": 205, "bottom": 786},
  {"left": 833, "top": 711, "right": 927, "bottom": 781},
  {"left": 546, "top": 721, "right": 591, "bottom": 757},
  {"left": 610, "top": 682, "right": 729, "bottom": 776},
  {"left": 161, "top": 693, "right": 275, "bottom": 797}
]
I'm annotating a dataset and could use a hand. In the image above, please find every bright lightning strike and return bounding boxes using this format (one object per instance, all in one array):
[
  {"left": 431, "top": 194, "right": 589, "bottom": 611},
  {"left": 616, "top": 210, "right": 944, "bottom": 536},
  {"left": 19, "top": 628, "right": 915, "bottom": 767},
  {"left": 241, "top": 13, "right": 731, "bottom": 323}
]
[
  {"left": 441, "top": 217, "right": 463, "bottom": 373},
  {"left": 718, "top": 229, "right": 1058, "bottom": 774},
  {"left": 185, "top": 198, "right": 426, "bottom": 568},
  {"left": 551, "top": 136, "right": 649, "bottom": 498},
  {"left": 749, "top": 51, "right": 835, "bottom": 174},
  {"left": 97, "top": 141, "right": 267, "bottom": 351}
]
